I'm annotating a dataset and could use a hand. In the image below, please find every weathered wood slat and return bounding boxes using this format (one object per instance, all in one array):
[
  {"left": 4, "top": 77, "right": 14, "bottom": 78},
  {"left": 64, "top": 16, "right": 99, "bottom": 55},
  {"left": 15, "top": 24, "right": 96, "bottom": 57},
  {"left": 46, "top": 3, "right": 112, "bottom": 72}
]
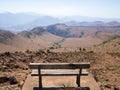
[
  {"left": 31, "top": 69, "right": 88, "bottom": 76},
  {"left": 29, "top": 62, "right": 90, "bottom": 69}
]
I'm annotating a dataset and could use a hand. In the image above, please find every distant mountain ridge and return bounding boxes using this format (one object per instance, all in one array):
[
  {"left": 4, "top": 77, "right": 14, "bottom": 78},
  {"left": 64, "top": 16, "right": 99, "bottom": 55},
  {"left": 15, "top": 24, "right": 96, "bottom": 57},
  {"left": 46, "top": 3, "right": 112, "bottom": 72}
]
[
  {"left": 0, "top": 12, "right": 62, "bottom": 32},
  {"left": 0, "top": 12, "right": 40, "bottom": 26},
  {"left": 65, "top": 21, "right": 120, "bottom": 26},
  {"left": 1, "top": 12, "right": 120, "bottom": 32}
]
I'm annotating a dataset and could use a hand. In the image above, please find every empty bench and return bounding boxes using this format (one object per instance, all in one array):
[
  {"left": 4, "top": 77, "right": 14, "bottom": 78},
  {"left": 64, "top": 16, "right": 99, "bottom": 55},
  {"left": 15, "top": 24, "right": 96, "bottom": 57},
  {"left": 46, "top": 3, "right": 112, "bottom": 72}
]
[{"left": 29, "top": 62, "right": 90, "bottom": 88}]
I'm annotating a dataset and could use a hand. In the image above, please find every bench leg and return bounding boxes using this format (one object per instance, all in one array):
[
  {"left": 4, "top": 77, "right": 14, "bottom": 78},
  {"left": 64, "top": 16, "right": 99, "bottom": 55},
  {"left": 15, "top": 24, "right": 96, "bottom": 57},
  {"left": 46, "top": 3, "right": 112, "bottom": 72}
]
[
  {"left": 39, "top": 75, "right": 42, "bottom": 88},
  {"left": 76, "top": 69, "right": 82, "bottom": 87},
  {"left": 38, "top": 67, "right": 42, "bottom": 88},
  {"left": 76, "top": 75, "right": 80, "bottom": 87}
]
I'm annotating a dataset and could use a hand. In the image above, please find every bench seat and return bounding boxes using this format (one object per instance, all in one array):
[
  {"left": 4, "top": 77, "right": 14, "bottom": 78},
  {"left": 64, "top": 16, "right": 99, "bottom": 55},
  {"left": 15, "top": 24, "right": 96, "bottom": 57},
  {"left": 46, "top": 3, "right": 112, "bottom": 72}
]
[{"left": 31, "top": 69, "right": 88, "bottom": 76}]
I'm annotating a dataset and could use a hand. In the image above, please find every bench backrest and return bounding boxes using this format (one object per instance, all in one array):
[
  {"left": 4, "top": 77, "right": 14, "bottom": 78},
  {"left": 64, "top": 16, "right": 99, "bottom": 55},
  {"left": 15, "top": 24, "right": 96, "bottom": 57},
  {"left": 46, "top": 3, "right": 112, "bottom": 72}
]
[{"left": 29, "top": 62, "right": 90, "bottom": 69}]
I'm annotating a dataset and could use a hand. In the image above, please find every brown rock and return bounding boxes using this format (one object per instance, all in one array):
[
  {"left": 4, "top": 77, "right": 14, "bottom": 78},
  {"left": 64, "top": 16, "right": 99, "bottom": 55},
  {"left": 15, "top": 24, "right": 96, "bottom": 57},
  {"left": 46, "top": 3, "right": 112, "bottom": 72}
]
[
  {"left": 105, "top": 84, "right": 111, "bottom": 89},
  {"left": 0, "top": 76, "right": 8, "bottom": 83},
  {"left": 9, "top": 76, "right": 18, "bottom": 85}
]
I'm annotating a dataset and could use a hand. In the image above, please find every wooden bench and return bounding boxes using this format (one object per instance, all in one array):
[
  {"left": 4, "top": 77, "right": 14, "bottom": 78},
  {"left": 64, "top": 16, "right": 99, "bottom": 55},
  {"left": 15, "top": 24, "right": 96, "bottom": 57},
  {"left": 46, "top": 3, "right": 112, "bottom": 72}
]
[{"left": 29, "top": 62, "right": 90, "bottom": 88}]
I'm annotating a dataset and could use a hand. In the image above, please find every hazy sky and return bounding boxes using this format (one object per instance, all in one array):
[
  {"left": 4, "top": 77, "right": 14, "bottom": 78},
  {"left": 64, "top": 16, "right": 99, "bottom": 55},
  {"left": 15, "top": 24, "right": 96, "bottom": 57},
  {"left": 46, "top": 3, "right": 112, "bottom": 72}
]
[{"left": 0, "top": 0, "right": 120, "bottom": 18}]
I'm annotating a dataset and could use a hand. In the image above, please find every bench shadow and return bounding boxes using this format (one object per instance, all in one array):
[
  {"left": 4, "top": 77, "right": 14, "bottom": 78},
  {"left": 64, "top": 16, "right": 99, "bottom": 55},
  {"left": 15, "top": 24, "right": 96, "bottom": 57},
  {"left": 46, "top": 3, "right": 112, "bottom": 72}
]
[{"left": 33, "top": 87, "right": 90, "bottom": 90}]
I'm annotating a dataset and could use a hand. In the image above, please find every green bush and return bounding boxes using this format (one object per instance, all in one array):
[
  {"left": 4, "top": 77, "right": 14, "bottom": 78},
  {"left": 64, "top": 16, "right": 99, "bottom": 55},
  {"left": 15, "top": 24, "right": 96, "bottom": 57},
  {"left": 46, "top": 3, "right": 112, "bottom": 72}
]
[
  {"left": 0, "top": 66, "right": 7, "bottom": 72},
  {"left": 94, "top": 76, "right": 100, "bottom": 82}
]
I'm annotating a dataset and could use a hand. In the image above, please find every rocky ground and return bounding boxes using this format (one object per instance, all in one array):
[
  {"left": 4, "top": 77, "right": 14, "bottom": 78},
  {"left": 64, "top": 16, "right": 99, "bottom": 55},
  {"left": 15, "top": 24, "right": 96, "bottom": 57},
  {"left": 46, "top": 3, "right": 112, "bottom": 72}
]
[{"left": 0, "top": 38, "right": 120, "bottom": 90}]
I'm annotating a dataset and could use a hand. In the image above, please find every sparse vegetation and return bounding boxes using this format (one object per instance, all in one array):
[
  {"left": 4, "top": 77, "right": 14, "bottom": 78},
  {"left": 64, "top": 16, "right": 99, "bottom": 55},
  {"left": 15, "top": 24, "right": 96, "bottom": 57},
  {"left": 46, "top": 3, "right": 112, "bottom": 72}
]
[
  {"left": 4, "top": 52, "right": 11, "bottom": 56},
  {"left": 94, "top": 76, "right": 100, "bottom": 82},
  {"left": 79, "top": 47, "right": 86, "bottom": 52},
  {"left": 0, "top": 45, "right": 120, "bottom": 90}
]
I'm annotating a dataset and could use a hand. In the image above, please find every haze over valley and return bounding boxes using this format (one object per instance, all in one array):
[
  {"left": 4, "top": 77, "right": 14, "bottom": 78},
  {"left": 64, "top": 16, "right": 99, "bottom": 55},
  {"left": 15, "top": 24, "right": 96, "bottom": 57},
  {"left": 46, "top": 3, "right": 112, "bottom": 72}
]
[{"left": 1, "top": 12, "right": 120, "bottom": 32}]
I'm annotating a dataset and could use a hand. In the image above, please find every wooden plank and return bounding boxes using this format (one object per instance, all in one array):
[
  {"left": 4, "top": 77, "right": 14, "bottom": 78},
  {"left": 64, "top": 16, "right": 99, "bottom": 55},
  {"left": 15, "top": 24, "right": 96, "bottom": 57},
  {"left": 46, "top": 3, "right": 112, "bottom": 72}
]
[
  {"left": 31, "top": 69, "right": 89, "bottom": 76},
  {"left": 29, "top": 62, "right": 90, "bottom": 69}
]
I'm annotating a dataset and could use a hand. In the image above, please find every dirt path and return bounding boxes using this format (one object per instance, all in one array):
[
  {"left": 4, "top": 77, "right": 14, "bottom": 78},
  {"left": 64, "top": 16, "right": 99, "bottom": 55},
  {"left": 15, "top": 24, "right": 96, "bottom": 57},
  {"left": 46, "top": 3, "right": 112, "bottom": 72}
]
[{"left": 22, "top": 74, "right": 100, "bottom": 90}]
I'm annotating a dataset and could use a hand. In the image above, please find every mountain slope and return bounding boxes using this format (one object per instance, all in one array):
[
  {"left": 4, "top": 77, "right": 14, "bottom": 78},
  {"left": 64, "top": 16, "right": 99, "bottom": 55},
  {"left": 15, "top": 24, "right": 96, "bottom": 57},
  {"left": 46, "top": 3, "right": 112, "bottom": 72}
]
[
  {"left": 46, "top": 24, "right": 120, "bottom": 38},
  {"left": 0, "top": 30, "right": 15, "bottom": 43},
  {"left": 90, "top": 37, "right": 120, "bottom": 53},
  {"left": 61, "top": 36, "right": 102, "bottom": 48},
  {"left": 0, "top": 27, "right": 63, "bottom": 52},
  {"left": 0, "top": 24, "right": 120, "bottom": 52}
]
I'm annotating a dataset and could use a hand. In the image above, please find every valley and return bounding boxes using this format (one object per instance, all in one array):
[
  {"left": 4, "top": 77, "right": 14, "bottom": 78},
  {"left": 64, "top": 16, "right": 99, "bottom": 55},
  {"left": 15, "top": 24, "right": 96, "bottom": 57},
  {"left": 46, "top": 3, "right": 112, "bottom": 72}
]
[
  {"left": 0, "top": 23, "right": 120, "bottom": 90},
  {"left": 0, "top": 24, "right": 120, "bottom": 52}
]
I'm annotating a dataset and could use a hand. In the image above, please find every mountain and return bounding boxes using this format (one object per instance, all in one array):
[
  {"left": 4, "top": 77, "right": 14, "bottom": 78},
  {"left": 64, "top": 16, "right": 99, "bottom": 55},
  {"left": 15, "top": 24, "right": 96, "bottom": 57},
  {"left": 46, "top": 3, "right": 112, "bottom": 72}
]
[
  {"left": 1, "top": 12, "right": 120, "bottom": 32},
  {"left": 0, "top": 12, "right": 40, "bottom": 26},
  {"left": 46, "top": 24, "right": 120, "bottom": 48},
  {"left": 0, "top": 27, "right": 63, "bottom": 52},
  {"left": 61, "top": 16, "right": 120, "bottom": 22},
  {"left": 0, "top": 12, "right": 62, "bottom": 32},
  {"left": 0, "top": 23, "right": 120, "bottom": 52},
  {"left": 18, "top": 26, "right": 46, "bottom": 38},
  {"left": 29, "top": 16, "right": 62, "bottom": 26},
  {"left": 46, "top": 24, "right": 120, "bottom": 38},
  {"left": 0, "top": 30, "right": 15, "bottom": 43},
  {"left": 11, "top": 16, "right": 62, "bottom": 31},
  {"left": 46, "top": 24, "right": 71, "bottom": 37},
  {"left": 65, "top": 21, "right": 120, "bottom": 26}
]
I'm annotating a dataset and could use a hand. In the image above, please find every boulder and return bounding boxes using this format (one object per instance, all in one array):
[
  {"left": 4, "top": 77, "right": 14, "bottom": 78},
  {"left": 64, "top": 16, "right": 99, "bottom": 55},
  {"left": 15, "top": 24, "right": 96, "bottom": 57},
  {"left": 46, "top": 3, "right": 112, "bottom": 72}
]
[
  {"left": 0, "top": 76, "right": 8, "bottom": 83},
  {"left": 9, "top": 76, "right": 18, "bottom": 85}
]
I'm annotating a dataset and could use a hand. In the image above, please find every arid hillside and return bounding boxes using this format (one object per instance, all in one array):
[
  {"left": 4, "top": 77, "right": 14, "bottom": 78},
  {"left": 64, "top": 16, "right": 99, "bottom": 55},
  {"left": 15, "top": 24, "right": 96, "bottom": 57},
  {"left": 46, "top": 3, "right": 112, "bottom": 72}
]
[
  {"left": 0, "top": 24, "right": 120, "bottom": 52},
  {"left": 46, "top": 24, "right": 120, "bottom": 38},
  {"left": 0, "top": 37, "right": 120, "bottom": 90},
  {"left": 89, "top": 37, "right": 120, "bottom": 90},
  {"left": 0, "top": 27, "right": 63, "bottom": 52},
  {"left": 0, "top": 30, "right": 15, "bottom": 43},
  {"left": 90, "top": 37, "right": 120, "bottom": 53}
]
